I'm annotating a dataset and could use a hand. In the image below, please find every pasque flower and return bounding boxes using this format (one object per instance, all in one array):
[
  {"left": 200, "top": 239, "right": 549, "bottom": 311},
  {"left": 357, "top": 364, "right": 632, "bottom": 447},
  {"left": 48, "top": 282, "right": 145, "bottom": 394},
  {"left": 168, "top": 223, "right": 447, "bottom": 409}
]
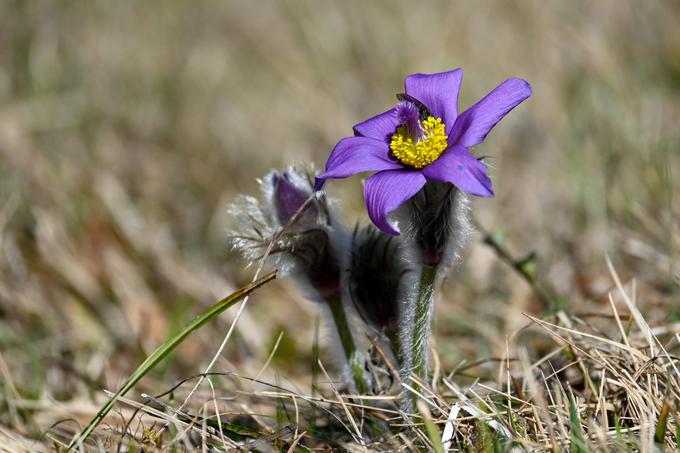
[
  {"left": 316, "top": 69, "right": 532, "bottom": 235},
  {"left": 228, "top": 166, "right": 369, "bottom": 393}
]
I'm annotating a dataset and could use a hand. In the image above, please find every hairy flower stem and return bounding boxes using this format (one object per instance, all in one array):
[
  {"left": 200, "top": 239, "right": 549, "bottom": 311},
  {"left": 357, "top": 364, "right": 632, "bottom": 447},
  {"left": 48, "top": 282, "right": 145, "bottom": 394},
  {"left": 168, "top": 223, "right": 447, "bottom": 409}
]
[
  {"left": 412, "top": 265, "right": 438, "bottom": 382},
  {"left": 389, "top": 334, "right": 401, "bottom": 364},
  {"left": 327, "top": 297, "right": 367, "bottom": 394}
]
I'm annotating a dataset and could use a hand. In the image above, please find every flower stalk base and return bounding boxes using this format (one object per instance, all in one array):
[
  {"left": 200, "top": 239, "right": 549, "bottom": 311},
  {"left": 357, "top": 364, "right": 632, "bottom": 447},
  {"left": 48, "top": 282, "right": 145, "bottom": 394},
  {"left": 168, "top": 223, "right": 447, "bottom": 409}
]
[
  {"left": 412, "top": 265, "right": 438, "bottom": 381},
  {"left": 328, "top": 297, "right": 367, "bottom": 394}
]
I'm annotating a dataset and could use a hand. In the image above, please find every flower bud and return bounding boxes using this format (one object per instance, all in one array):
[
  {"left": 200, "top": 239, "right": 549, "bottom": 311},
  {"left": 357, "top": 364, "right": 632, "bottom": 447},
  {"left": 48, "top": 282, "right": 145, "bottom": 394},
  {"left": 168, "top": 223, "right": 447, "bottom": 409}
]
[
  {"left": 270, "top": 170, "right": 319, "bottom": 226},
  {"left": 227, "top": 165, "right": 345, "bottom": 302},
  {"left": 348, "top": 224, "right": 410, "bottom": 339}
]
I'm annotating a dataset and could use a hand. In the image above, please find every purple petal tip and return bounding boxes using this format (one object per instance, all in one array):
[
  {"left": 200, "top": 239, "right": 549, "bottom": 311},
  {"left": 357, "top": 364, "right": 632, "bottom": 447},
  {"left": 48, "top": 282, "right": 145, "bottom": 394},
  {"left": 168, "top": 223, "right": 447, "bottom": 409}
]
[{"left": 314, "top": 177, "right": 325, "bottom": 191}]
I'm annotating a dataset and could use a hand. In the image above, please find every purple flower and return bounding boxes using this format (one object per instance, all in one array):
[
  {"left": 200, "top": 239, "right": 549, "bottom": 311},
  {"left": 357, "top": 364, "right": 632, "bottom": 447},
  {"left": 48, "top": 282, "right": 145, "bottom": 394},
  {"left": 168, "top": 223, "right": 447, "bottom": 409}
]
[{"left": 316, "top": 69, "right": 532, "bottom": 235}]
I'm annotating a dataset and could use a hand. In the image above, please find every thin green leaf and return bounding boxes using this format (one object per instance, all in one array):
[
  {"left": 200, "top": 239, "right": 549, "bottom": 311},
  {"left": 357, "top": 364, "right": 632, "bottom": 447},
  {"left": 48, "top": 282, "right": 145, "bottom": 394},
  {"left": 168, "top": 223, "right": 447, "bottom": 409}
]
[
  {"left": 568, "top": 390, "right": 587, "bottom": 453},
  {"left": 310, "top": 315, "right": 320, "bottom": 424},
  {"left": 417, "top": 401, "right": 444, "bottom": 453},
  {"left": 68, "top": 270, "right": 277, "bottom": 450},
  {"left": 654, "top": 398, "right": 670, "bottom": 445}
]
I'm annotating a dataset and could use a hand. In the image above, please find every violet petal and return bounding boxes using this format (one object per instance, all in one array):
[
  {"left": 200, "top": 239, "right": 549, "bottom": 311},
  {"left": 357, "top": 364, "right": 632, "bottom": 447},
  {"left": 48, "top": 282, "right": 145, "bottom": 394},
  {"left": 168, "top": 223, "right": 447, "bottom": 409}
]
[
  {"left": 315, "top": 137, "right": 402, "bottom": 190},
  {"left": 422, "top": 145, "right": 494, "bottom": 197},
  {"left": 353, "top": 108, "right": 399, "bottom": 141},
  {"left": 404, "top": 68, "right": 463, "bottom": 133},
  {"left": 272, "top": 172, "right": 312, "bottom": 225},
  {"left": 364, "top": 170, "right": 427, "bottom": 235},
  {"left": 449, "top": 78, "right": 531, "bottom": 148}
]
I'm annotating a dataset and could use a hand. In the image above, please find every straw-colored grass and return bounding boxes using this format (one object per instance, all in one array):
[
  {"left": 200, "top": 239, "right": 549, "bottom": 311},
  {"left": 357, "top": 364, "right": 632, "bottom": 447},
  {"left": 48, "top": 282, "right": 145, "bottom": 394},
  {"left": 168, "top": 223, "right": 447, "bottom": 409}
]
[
  {"left": 0, "top": 1, "right": 678, "bottom": 451},
  {"left": 42, "top": 258, "right": 680, "bottom": 450}
]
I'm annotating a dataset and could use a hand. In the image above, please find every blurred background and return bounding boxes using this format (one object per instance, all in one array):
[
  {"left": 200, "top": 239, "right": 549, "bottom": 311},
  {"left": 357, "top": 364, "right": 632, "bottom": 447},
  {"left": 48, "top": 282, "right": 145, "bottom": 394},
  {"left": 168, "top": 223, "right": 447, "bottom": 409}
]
[{"left": 0, "top": 0, "right": 678, "bottom": 441}]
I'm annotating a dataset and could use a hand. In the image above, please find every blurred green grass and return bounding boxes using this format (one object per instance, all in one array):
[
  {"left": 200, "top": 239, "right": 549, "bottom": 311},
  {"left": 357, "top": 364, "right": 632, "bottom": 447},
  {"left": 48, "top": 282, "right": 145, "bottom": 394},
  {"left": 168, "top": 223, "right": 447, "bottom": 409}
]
[{"left": 0, "top": 0, "right": 678, "bottom": 443}]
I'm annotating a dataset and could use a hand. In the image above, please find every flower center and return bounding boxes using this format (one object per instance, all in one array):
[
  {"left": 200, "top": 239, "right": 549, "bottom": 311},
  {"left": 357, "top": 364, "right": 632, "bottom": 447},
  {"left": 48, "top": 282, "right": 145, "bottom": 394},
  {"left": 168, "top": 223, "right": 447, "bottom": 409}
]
[{"left": 390, "top": 116, "right": 448, "bottom": 169}]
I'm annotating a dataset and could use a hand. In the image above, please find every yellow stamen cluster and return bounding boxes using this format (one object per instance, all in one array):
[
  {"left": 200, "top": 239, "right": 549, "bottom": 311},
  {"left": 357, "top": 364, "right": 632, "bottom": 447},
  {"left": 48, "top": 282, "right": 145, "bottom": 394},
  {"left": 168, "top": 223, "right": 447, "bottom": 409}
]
[{"left": 389, "top": 116, "right": 448, "bottom": 169}]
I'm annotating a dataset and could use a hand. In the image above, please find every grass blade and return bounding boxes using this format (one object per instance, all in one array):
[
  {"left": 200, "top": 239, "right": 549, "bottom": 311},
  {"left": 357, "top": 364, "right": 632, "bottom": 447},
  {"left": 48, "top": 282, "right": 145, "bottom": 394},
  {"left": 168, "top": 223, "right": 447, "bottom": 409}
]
[
  {"left": 568, "top": 390, "right": 586, "bottom": 453},
  {"left": 417, "top": 400, "right": 444, "bottom": 453},
  {"left": 68, "top": 270, "right": 277, "bottom": 449},
  {"left": 654, "top": 398, "right": 670, "bottom": 445}
]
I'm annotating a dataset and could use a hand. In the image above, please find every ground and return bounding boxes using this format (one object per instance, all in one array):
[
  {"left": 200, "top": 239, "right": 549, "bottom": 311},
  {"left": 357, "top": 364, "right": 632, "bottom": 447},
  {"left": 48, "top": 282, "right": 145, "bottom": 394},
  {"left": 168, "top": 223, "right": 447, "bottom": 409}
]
[{"left": 0, "top": 1, "right": 678, "bottom": 451}]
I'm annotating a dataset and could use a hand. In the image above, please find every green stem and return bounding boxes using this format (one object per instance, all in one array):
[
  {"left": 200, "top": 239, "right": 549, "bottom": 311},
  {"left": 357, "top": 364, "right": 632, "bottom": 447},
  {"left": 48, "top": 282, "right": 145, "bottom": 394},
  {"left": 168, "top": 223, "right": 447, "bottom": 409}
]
[
  {"left": 388, "top": 333, "right": 401, "bottom": 366},
  {"left": 327, "top": 297, "right": 367, "bottom": 394},
  {"left": 412, "top": 265, "right": 438, "bottom": 381}
]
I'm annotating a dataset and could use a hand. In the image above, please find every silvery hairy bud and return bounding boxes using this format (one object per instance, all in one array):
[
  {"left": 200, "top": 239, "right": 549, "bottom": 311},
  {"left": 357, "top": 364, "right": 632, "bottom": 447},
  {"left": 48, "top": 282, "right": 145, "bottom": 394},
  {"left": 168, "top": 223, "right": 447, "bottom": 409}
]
[
  {"left": 227, "top": 165, "right": 368, "bottom": 393},
  {"left": 227, "top": 165, "right": 346, "bottom": 302},
  {"left": 348, "top": 224, "right": 410, "bottom": 347}
]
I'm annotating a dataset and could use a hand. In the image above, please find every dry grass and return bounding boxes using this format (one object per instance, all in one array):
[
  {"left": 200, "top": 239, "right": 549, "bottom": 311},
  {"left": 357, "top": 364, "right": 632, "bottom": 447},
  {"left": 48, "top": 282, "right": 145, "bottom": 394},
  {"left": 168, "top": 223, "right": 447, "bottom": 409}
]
[
  {"left": 0, "top": 0, "right": 679, "bottom": 451},
  {"left": 38, "top": 260, "right": 680, "bottom": 451}
]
